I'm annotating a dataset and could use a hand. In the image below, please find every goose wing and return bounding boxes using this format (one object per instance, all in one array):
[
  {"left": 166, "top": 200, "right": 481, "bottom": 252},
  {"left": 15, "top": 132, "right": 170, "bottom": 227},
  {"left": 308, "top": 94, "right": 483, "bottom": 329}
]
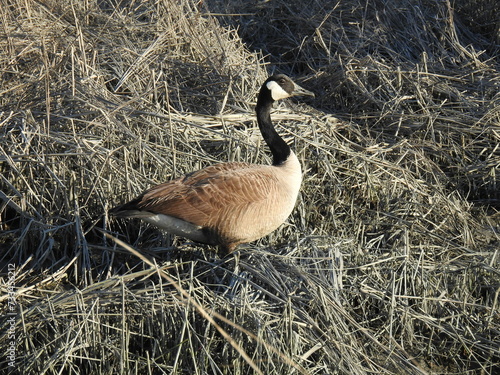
[{"left": 114, "top": 162, "right": 276, "bottom": 227}]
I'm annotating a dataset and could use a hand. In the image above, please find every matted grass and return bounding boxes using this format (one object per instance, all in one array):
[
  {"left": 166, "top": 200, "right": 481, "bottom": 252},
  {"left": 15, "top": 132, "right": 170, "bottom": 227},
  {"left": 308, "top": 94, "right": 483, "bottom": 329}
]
[{"left": 0, "top": 0, "right": 498, "bottom": 374}]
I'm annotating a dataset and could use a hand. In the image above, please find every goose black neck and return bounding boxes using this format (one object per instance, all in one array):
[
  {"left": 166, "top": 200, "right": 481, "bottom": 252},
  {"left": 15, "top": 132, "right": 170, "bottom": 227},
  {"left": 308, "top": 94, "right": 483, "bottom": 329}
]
[{"left": 256, "top": 88, "right": 291, "bottom": 166}]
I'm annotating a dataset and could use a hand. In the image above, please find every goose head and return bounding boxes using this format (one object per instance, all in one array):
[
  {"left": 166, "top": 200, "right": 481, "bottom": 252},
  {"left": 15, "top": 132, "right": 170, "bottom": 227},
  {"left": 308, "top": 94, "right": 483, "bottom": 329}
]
[{"left": 264, "top": 74, "right": 315, "bottom": 101}]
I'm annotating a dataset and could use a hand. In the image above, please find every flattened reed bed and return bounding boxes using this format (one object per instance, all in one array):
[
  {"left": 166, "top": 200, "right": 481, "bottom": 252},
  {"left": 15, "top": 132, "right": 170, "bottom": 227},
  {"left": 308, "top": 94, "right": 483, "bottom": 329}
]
[{"left": 1, "top": 0, "right": 499, "bottom": 374}]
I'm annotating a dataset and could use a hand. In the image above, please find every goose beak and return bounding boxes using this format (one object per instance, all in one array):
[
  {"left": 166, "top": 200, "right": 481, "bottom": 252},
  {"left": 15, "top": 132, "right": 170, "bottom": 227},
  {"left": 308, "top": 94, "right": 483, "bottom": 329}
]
[{"left": 292, "top": 83, "right": 315, "bottom": 98}]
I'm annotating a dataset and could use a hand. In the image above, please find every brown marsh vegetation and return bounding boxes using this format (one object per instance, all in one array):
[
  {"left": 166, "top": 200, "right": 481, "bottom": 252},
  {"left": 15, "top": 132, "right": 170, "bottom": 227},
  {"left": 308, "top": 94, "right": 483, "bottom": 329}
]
[{"left": 1, "top": 0, "right": 499, "bottom": 373}]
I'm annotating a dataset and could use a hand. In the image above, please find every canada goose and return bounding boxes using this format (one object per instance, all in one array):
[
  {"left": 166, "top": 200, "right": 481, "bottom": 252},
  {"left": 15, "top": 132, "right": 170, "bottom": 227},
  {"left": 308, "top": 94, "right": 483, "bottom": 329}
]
[{"left": 109, "top": 74, "right": 314, "bottom": 253}]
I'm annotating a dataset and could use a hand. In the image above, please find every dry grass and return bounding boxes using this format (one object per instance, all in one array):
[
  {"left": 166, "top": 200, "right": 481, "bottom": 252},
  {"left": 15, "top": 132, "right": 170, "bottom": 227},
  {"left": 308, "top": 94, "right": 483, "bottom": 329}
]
[{"left": 0, "top": 0, "right": 499, "bottom": 374}]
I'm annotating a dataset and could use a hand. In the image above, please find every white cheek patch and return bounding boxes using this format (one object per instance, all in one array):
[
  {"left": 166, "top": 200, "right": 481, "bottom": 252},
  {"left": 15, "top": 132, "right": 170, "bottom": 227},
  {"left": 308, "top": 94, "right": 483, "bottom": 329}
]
[{"left": 266, "top": 80, "right": 290, "bottom": 100}]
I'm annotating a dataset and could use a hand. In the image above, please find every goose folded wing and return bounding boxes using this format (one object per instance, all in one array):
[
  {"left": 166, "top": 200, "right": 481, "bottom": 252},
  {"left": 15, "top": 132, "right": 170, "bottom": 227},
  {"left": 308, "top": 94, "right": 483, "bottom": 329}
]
[{"left": 127, "top": 163, "right": 276, "bottom": 227}]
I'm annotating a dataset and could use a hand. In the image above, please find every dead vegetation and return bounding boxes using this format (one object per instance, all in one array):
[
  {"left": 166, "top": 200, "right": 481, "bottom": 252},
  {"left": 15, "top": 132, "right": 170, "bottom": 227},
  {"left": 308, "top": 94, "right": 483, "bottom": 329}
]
[{"left": 0, "top": 0, "right": 499, "bottom": 374}]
